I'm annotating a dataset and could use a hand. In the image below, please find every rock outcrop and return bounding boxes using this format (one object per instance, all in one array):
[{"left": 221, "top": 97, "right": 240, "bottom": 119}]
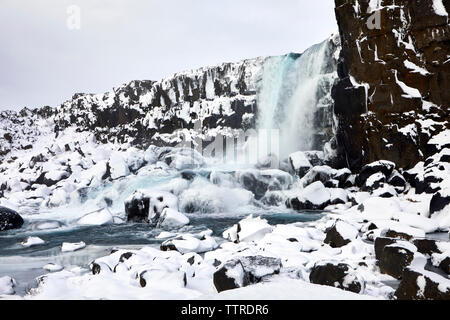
[{"left": 333, "top": 0, "right": 450, "bottom": 170}]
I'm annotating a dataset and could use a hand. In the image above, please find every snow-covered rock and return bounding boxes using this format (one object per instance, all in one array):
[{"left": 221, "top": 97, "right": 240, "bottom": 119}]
[
  {"left": 156, "top": 208, "right": 190, "bottom": 229},
  {"left": 125, "top": 190, "right": 178, "bottom": 224},
  {"left": 288, "top": 151, "right": 312, "bottom": 177},
  {"left": 309, "top": 262, "right": 364, "bottom": 294},
  {"left": 77, "top": 208, "right": 114, "bottom": 226},
  {"left": 324, "top": 220, "right": 359, "bottom": 248},
  {"left": 287, "top": 181, "right": 331, "bottom": 211},
  {"left": 0, "top": 276, "right": 16, "bottom": 295},
  {"left": 21, "top": 236, "right": 45, "bottom": 247},
  {"left": 223, "top": 215, "right": 273, "bottom": 243}
]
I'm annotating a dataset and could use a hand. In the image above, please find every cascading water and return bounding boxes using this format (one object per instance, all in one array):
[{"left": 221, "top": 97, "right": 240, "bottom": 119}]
[{"left": 256, "top": 36, "right": 339, "bottom": 160}]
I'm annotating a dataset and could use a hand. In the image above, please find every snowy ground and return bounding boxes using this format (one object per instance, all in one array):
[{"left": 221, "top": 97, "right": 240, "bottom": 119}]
[{"left": 0, "top": 113, "right": 449, "bottom": 300}]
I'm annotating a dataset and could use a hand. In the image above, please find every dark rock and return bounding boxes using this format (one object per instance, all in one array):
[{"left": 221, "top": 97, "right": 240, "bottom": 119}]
[
  {"left": 0, "top": 206, "right": 24, "bottom": 231},
  {"left": 395, "top": 268, "right": 450, "bottom": 300},
  {"left": 90, "top": 262, "right": 111, "bottom": 275},
  {"left": 119, "top": 252, "right": 134, "bottom": 262},
  {"left": 439, "top": 257, "right": 450, "bottom": 275},
  {"left": 309, "top": 262, "right": 363, "bottom": 294},
  {"left": 237, "top": 171, "right": 269, "bottom": 200},
  {"left": 286, "top": 197, "right": 330, "bottom": 211},
  {"left": 333, "top": 0, "right": 450, "bottom": 170},
  {"left": 125, "top": 195, "right": 150, "bottom": 223},
  {"left": 213, "top": 260, "right": 250, "bottom": 293},
  {"left": 378, "top": 245, "right": 415, "bottom": 279},
  {"left": 413, "top": 239, "right": 441, "bottom": 256},
  {"left": 180, "top": 170, "right": 197, "bottom": 181},
  {"left": 430, "top": 190, "right": 450, "bottom": 216},
  {"left": 388, "top": 171, "right": 407, "bottom": 192},
  {"left": 382, "top": 229, "right": 414, "bottom": 241},
  {"left": 374, "top": 237, "right": 397, "bottom": 260}
]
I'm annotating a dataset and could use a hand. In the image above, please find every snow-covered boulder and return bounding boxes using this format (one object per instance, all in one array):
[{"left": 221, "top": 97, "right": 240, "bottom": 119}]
[
  {"left": 387, "top": 170, "right": 407, "bottom": 193},
  {"left": 286, "top": 181, "right": 331, "bottom": 211},
  {"left": 288, "top": 151, "right": 312, "bottom": 178},
  {"left": 309, "top": 262, "right": 364, "bottom": 294},
  {"left": 430, "top": 188, "right": 450, "bottom": 216},
  {"left": 0, "top": 276, "right": 16, "bottom": 295},
  {"left": 156, "top": 208, "right": 190, "bottom": 229},
  {"left": 213, "top": 255, "right": 281, "bottom": 293},
  {"left": 108, "top": 152, "right": 130, "bottom": 180},
  {"left": 378, "top": 241, "right": 417, "bottom": 279},
  {"left": 324, "top": 220, "right": 359, "bottom": 248},
  {"left": 362, "top": 172, "right": 386, "bottom": 192},
  {"left": 235, "top": 169, "right": 293, "bottom": 200},
  {"left": 125, "top": 190, "right": 178, "bottom": 224},
  {"left": 356, "top": 160, "right": 396, "bottom": 187},
  {"left": 395, "top": 259, "right": 450, "bottom": 300},
  {"left": 213, "top": 259, "right": 250, "bottom": 293},
  {"left": 0, "top": 206, "right": 24, "bottom": 231},
  {"left": 223, "top": 215, "right": 273, "bottom": 243},
  {"left": 139, "top": 268, "right": 186, "bottom": 289},
  {"left": 160, "top": 234, "right": 218, "bottom": 254},
  {"left": 77, "top": 208, "right": 114, "bottom": 226},
  {"left": 300, "top": 166, "right": 336, "bottom": 188},
  {"left": 21, "top": 236, "right": 45, "bottom": 247},
  {"left": 329, "top": 188, "right": 349, "bottom": 205}
]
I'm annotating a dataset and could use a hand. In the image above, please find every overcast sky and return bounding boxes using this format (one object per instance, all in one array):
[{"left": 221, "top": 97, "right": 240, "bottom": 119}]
[{"left": 0, "top": 0, "right": 337, "bottom": 111}]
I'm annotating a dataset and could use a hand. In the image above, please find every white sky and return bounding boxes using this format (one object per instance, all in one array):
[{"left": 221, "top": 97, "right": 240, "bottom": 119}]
[{"left": 0, "top": 0, "right": 337, "bottom": 110}]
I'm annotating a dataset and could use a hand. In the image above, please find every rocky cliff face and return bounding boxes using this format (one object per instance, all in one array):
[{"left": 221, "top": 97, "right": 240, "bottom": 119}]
[
  {"left": 333, "top": 0, "right": 450, "bottom": 170},
  {"left": 1, "top": 36, "right": 340, "bottom": 164}
]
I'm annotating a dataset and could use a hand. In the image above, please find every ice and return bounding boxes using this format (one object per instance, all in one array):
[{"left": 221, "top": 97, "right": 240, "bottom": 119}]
[
  {"left": 61, "top": 242, "right": 86, "bottom": 253},
  {"left": 43, "top": 264, "right": 64, "bottom": 272},
  {"left": 77, "top": 208, "right": 114, "bottom": 226},
  {"left": 157, "top": 208, "right": 190, "bottom": 229},
  {"left": 21, "top": 236, "right": 45, "bottom": 248}
]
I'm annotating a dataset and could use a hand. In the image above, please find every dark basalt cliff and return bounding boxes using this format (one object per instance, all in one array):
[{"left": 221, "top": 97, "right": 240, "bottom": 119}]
[{"left": 333, "top": 0, "right": 450, "bottom": 170}]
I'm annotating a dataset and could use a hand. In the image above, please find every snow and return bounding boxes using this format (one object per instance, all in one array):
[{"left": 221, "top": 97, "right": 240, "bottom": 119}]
[
  {"left": 404, "top": 60, "right": 430, "bottom": 76},
  {"left": 61, "top": 242, "right": 86, "bottom": 253},
  {"left": 300, "top": 181, "right": 331, "bottom": 206},
  {"left": 394, "top": 70, "right": 422, "bottom": 98},
  {"left": 334, "top": 220, "right": 359, "bottom": 241},
  {"left": 428, "top": 130, "right": 450, "bottom": 150},
  {"left": 202, "top": 277, "right": 378, "bottom": 300},
  {"left": 432, "top": 0, "right": 448, "bottom": 16}
]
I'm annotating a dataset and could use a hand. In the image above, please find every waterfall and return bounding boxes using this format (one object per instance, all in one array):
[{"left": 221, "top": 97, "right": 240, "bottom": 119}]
[{"left": 256, "top": 37, "right": 338, "bottom": 160}]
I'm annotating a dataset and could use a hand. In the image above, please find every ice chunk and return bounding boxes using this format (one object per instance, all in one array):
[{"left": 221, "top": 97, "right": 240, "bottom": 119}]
[{"left": 61, "top": 241, "right": 86, "bottom": 252}]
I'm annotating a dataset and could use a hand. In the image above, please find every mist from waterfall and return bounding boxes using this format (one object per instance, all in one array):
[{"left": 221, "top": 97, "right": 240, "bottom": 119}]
[{"left": 256, "top": 39, "right": 334, "bottom": 160}]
